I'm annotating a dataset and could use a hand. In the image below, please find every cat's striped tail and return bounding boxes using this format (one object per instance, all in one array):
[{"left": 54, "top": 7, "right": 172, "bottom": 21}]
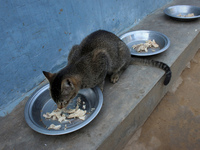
[{"left": 130, "top": 57, "right": 172, "bottom": 85}]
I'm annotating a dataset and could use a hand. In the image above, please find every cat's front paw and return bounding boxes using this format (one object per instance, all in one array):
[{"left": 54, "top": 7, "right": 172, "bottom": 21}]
[{"left": 111, "top": 74, "right": 119, "bottom": 83}]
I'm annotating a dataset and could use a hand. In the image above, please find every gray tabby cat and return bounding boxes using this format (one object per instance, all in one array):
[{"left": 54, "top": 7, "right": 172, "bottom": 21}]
[{"left": 43, "top": 30, "right": 171, "bottom": 109}]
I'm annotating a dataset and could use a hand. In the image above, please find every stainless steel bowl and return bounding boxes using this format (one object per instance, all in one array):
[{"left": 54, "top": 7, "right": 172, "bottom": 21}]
[
  {"left": 24, "top": 84, "right": 103, "bottom": 135},
  {"left": 164, "top": 5, "right": 200, "bottom": 20},
  {"left": 120, "top": 30, "right": 170, "bottom": 56}
]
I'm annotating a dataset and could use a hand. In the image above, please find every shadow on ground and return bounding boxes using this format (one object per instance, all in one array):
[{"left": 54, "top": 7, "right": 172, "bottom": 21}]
[{"left": 123, "top": 49, "right": 200, "bottom": 150}]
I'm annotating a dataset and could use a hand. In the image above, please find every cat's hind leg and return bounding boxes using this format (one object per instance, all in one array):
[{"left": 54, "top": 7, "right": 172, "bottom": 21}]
[
  {"left": 110, "top": 64, "right": 128, "bottom": 83},
  {"left": 110, "top": 41, "right": 131, "bottom": 83}
]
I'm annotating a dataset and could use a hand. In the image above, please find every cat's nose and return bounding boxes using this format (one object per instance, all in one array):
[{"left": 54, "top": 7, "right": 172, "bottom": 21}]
[{"left": 57, "top": 103, "right": 63, "bottom": 109}]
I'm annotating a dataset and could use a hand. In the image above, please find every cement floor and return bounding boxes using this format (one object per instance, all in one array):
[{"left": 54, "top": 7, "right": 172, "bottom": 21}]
[{"left": 123, "top": 49, "right": 200, "bottom": 150}]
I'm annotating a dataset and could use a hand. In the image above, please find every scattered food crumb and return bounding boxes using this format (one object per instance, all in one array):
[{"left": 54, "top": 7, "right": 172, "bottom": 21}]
[
  {"left": 91, "top": 108, "right": 95, "bottom": 111},
  {"left": 48, "top": 124, "right": 61, "bottom": 130},
  {"left": 64, "top": 124, "right": 67, "bottom": 130}
]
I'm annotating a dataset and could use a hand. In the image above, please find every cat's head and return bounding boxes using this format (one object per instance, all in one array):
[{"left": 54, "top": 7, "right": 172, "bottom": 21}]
[{"left": 43, "top": 71, "right": 80, "bottom": 109}]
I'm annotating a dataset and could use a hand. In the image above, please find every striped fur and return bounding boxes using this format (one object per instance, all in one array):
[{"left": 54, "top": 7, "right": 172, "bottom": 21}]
[{"left": 130, "top": 57, "right": 171, "bottom": 85}]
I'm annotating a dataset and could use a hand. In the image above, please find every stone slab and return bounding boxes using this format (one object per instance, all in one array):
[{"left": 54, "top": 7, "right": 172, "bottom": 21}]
[{"left": 1, "top": 0, "right": 200, "bottom": 150}]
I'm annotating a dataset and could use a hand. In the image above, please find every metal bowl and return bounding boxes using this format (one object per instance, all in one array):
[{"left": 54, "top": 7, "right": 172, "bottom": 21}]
[
  {"left": 164, "top": 5, "right": 200, "bottom": 20},
  {"left": 24, "top": 84, "right": 103, "bottom": 135},
  {"left": 120, "top": 30, "right": 170, "bottom": 56}
]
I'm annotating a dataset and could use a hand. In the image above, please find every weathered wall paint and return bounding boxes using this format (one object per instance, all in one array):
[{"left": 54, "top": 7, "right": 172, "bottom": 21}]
[{"left": 0, "top": 0, "right": 171, "bottom": 116}]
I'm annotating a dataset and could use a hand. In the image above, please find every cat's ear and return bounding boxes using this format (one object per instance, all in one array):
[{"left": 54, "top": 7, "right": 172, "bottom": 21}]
[
  {"left": 42, "top": 71, "right": 56, "bottom": 82},
  {"left": 61, "top": 78, "right": 75, "bottom": 91}
]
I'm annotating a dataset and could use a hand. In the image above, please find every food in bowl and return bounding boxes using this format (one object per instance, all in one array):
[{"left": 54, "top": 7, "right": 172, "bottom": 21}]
[
  {"left": 132, "top": 39, "right": 159, "bottom": 52},
  {"left": 177, "top": 13, "right": 194, "bottom": 17},
  {"left": 43, "top": 97, "right": 87, "bottom": 130},
  {"left": 48, "top": 124, "right": 61, "bottom": 130}
]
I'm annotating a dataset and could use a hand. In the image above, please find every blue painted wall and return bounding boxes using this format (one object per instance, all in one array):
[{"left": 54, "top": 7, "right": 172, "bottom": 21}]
[{"left": 0, "top": 0, "right": 171, "bottom": 116}]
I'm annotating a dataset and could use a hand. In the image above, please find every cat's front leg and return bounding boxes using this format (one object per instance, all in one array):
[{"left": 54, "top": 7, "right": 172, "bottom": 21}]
[
  {"left": 110, "top": 73, "right": 120, "bottom": 83},
  {"left": 98, "top": 80, "right": 105, "bottom": 92}
]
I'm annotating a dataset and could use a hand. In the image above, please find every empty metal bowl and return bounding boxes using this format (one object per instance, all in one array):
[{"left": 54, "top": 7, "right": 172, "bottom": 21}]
[
  {"left": 164, "top": 5, "right": 200, "bottom": 20},
  {"left": 24, "top": 84, "right": 103, "bottom": 135},
  {"left": 120, "top": 30, "right": 170, "bottom": 56}
]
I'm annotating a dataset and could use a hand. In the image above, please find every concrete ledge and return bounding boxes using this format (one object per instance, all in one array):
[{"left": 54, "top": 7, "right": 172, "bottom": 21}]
[{"left": 1, "top": 0, "right": 200, "bottom": 149}]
